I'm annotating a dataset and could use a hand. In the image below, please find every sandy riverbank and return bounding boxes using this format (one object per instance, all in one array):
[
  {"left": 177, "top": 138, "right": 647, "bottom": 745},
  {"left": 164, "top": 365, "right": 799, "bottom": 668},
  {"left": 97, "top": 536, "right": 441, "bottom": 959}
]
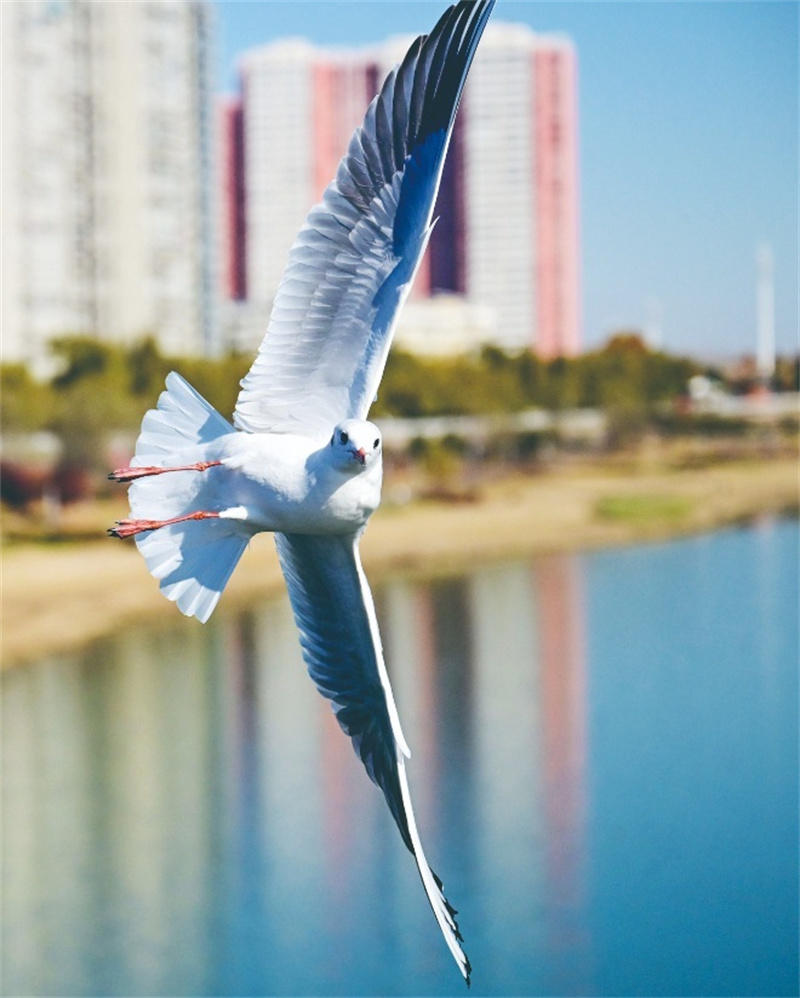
[{"left": 2, "top": 456, "right": 797, "bottom": 668}]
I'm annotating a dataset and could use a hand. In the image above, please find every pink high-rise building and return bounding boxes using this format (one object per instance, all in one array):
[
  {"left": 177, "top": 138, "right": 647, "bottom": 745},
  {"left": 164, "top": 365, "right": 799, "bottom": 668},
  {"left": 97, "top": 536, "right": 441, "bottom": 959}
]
[
  {"left": 311, "top": 57, "right": 376, "bottom": 202},
  {"left": 533, "top": 42, "right": 581, "bottom": 357},
  {"left": 225, "top": 23, "right": 581, "bottom": 356},
  {"left": 218, "top": 96, "right": 246, "bottom": 300},
  {"left": 451, "top": 25, "right": 581, "bottom": 354}
]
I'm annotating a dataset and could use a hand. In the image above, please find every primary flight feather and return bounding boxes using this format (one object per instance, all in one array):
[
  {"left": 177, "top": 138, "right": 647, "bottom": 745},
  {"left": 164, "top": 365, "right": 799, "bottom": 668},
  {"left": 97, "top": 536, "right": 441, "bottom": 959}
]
[{"left": 109, "top": 0, "right": 494, "bottom": 984}]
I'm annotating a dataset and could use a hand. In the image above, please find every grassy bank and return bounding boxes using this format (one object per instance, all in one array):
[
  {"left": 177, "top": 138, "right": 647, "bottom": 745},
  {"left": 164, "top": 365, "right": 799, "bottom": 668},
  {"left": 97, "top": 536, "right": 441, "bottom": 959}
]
[{"left": 2, "top": 455, "right": 797, "bottom": 668}]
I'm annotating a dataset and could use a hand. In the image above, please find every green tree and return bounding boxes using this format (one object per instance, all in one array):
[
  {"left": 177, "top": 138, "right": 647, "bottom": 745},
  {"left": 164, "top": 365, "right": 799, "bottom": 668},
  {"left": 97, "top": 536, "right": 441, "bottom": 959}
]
[
  {"left": 50, "top": 336, "right": 117, "bottom": 388},
  {"left": 0, "top": 364, "right": 53, "bottom": 432},
  {"left": 128, "top": 336, "right": 170, "bottom": 397}
]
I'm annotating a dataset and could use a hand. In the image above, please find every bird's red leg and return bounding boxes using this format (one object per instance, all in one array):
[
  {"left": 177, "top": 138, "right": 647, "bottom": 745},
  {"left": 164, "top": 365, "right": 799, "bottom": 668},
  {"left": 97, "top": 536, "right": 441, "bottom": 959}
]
[
  {"left": 108, "top": 460, "right": 223, "bottom": 483},
  {"left": 108, "top": 509, "right": 221, "bottom": 539}
]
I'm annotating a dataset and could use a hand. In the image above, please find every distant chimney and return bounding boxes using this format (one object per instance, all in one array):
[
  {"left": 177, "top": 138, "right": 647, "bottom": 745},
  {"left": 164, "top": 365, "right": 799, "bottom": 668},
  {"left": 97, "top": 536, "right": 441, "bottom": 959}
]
[{"left": 756, "top": 242, "right": 775, "bottom": 382}]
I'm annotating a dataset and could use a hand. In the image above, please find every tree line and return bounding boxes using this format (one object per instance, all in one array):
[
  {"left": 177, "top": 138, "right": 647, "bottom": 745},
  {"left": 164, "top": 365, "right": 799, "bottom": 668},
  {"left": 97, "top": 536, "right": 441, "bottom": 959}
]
[{"left": 2, "top": 332, "right": 797, "bottom": 477}]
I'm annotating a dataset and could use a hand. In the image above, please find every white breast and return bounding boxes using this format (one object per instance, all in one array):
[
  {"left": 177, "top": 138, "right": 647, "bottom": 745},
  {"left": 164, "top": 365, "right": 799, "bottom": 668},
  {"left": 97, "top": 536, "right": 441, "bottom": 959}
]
[{"left": 217, "top": 431, "right": 382, "bottom": 535}]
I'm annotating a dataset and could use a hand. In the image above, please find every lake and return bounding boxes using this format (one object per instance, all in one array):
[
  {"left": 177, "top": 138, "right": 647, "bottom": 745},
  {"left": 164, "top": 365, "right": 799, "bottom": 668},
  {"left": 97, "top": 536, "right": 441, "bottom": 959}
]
[{"left": 2, "top": 519, "right": 797, "bottom": 997}]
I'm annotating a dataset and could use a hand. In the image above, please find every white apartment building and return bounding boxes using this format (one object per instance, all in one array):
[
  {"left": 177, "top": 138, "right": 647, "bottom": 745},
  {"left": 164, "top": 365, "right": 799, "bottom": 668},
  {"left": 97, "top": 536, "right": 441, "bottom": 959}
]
[
  {"left": 238, "top": 40, "right": 373, "bottom": 307},
  {"left": 1, "top": 1, "right": 216, "bottom": 371},
  {"left": 462, "top": 24, "right": 539, "bottom": 351},
  {"left": 394, "top": 295, "right": 497, "bottom": 358},
  {"left": 239, "top": 39, "right": 316, "bottom": 305},
  {"left": 228, "top": 21, "right": 580, "bottom": 358}
]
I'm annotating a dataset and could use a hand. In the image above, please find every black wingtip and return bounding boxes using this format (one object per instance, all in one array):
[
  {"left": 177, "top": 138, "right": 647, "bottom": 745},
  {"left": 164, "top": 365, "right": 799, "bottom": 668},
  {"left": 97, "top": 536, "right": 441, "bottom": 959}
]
[{"left": 408, "top": 0, "right": 495, "bottom": 148}]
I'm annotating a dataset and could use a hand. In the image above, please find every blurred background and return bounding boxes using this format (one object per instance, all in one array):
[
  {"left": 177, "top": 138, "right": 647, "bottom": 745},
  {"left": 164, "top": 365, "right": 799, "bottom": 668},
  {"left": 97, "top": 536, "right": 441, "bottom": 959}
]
[{"left": 1, "top": 2, "right": 798, "bottom": 996}]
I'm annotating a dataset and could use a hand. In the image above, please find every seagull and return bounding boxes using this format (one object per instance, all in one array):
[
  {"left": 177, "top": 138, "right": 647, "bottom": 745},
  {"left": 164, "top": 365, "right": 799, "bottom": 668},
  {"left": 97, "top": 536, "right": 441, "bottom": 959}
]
[{"left": 108, "top": 0, "right": 494, "bottom": 984}]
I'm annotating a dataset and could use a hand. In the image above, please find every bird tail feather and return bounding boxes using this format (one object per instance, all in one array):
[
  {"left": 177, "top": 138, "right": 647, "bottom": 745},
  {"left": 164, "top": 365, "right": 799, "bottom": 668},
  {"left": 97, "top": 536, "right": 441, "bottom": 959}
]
[
  {"left": 127, "top": 372, "right": 247, "bottom": 623},
  {"left": 135, "top": 370, "right": 234, "bottom": 458}
]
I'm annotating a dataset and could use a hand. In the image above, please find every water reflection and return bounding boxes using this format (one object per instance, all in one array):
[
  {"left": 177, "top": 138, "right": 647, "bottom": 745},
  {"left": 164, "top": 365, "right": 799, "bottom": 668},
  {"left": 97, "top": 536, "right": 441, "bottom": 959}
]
[
  {"left": 536, "top": 556, "right": 591, "bottom": 993},
  {"left": 2, "top": 522, "right": 797, "bottom": 996}
]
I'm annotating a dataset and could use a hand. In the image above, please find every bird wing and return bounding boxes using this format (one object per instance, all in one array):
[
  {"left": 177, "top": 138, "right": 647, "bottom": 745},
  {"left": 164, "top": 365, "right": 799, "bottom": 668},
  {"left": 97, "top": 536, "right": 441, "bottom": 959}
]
[
  {"left": 234, "top": 0, "right": 494, "bottom": 436},
  {"left": 274, "top": 531, "right": 471, "bottom": 983}
]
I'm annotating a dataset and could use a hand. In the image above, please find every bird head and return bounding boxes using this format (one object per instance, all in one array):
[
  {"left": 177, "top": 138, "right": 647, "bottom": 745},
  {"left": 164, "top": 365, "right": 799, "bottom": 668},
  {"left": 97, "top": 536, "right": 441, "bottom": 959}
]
[{"left": 329, "top": 419, "right": 382, "bottom": 473}]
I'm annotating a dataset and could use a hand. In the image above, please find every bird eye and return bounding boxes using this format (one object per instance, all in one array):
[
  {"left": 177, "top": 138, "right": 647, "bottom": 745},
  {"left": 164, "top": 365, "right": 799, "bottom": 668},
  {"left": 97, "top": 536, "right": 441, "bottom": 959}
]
[
  {"left": 340, "top": 431, "right": 349, "bottom": 444},
  {"left": 374, "top": 438, "right": 380, "bottom": 448}
]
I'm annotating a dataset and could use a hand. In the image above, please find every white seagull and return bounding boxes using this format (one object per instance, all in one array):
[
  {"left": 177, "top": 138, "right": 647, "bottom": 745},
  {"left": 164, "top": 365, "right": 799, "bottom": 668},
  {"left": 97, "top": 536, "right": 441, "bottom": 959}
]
[{"left": 109, "top": 0, "right": 494, "bottom": 984}]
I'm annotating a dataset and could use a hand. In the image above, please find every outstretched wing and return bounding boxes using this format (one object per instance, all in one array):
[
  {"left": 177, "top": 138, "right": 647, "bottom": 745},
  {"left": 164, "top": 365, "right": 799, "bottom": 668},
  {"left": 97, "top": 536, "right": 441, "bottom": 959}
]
[
  {"left": 274, "top": 531, "right": 471, "bottom": 984},
  {"left": 234, "top": 0, "right": 494, "bottom": 436}
]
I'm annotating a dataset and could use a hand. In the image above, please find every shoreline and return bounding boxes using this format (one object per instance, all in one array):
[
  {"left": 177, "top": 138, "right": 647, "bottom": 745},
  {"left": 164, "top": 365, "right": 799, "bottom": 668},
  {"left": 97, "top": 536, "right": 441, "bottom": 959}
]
[{"left": 2, "top": 456, "right": 797, "bottom": 669}]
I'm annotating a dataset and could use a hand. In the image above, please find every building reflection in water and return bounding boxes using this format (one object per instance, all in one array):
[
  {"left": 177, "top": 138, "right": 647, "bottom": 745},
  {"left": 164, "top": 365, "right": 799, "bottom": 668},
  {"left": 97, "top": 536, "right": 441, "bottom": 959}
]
[
  {"left": 535, "top": 554, "right": 593, "bottom": 993},
  {"left": 468, "top": 559, "right": 546, "bottom": 983},
  {"left": 1, "top": 552, "right": 592, "bottom": 995},
  {"left": 5, "top": 524, "right": 796, "bottom": 995},
  {"left": 380, "top": 554, "right": 591, "bottom": 991},
  {"left": 2, "top": 622, "right": 229, "bottom": 994},
  {"left": 463, "top": 552, "right": 591, "bottom": 992}
]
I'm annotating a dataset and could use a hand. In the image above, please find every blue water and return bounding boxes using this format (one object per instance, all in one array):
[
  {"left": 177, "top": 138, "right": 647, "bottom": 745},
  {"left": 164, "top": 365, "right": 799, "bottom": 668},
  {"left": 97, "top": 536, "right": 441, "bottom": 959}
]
[{"left": 2, "top": 519, "right": 797, "bottom": 996}]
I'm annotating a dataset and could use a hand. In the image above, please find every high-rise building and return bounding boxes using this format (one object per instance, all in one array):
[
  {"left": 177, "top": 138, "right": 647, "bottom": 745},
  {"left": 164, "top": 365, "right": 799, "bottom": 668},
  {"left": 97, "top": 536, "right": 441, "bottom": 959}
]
[
  {"left": 531, "top": 37, "right": 581, "bottom": 358},
  {"left": 755, "top": 243, "right": 775, "bottom": 382},
  {"left": 1, "top": 0, "right": 217, "bottom": 370},
  {"left": 218, "top": 95, "right": 246, "bottom": 301},
  {"left": 431, "top": 25, "right": 581, "bottom": 355},
  {"left": 237, "top": 41, "right": 375, "bottom": 306},
  {"left": 225, "top": 21, "right": 581, "bottom": 357}
]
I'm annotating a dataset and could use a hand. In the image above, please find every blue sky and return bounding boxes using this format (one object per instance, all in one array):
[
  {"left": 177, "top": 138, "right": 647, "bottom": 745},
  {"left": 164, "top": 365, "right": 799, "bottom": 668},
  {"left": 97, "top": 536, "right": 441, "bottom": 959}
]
[{"left": 214, "top": 1, "right": 798, "bottom": 358}]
